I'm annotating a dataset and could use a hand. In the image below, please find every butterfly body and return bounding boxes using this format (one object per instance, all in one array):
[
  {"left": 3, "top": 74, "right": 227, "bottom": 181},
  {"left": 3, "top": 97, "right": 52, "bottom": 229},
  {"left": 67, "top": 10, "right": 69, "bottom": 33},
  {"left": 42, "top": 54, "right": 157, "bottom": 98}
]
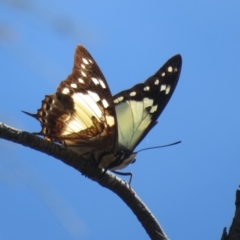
[{"left": 24, "top": 45, "right": 182, "bottom": 171}]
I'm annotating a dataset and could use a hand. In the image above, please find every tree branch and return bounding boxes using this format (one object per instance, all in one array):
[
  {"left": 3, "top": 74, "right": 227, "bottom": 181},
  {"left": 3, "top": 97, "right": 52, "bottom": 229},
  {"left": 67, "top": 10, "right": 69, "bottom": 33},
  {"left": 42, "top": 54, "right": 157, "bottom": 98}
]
[{"left": 0, "top": 123, "right": 167, "bottom": 240}]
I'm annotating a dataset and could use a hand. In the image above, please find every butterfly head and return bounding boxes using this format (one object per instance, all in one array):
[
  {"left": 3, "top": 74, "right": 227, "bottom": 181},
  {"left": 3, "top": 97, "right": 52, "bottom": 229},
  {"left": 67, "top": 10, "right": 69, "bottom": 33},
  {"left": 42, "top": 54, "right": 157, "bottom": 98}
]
[{"left": 98, "top": 149, "right": 137, "bottom": 170}]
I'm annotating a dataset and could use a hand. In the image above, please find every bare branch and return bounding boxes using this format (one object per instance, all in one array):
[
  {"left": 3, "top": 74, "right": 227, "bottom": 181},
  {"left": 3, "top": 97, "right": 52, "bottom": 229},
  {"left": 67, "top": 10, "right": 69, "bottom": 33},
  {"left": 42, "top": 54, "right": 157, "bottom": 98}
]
[{"left": 0, "top": 123, "right": 168, "bottom": 240}]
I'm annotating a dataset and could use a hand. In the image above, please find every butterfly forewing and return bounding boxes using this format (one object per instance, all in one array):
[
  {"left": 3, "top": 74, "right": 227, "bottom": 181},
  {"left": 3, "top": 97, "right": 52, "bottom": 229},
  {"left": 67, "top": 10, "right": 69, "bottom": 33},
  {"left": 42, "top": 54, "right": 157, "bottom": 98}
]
[
  {"left": 35, "top": 45, "right": 118, "bottom": 156},
  {"left": 114, "top": 54, "right": 182, "bottom": 152}
]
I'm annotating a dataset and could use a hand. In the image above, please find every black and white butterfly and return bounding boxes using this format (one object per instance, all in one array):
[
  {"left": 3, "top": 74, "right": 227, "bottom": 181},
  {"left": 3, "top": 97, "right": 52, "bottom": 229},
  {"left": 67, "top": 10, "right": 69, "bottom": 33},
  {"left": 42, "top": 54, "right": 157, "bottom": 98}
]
[{"left": 24, "top": 45, "right": 182, "bottom": 175}]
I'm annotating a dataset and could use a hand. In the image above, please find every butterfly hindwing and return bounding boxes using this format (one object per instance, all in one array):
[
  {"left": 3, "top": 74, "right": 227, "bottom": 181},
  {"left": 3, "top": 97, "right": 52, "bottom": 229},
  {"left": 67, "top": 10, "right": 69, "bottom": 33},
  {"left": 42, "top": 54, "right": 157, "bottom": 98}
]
[{"left": 114, "top": 54, "right": 182, "bottom": 152}]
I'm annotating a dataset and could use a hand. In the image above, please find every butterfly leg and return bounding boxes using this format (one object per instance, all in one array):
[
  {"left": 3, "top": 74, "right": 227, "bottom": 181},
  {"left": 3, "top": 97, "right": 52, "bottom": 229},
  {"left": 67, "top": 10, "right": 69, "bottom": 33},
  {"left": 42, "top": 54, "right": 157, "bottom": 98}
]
[{"left": 111, "top": 170, "right": 133, "bottom": 186}]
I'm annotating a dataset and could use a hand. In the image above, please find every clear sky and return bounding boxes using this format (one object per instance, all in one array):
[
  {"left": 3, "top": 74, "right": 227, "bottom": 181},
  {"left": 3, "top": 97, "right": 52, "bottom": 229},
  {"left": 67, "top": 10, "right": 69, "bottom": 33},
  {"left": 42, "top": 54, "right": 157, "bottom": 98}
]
[{"left": 1, "top": 1, "right": 240, "bottom": 239}]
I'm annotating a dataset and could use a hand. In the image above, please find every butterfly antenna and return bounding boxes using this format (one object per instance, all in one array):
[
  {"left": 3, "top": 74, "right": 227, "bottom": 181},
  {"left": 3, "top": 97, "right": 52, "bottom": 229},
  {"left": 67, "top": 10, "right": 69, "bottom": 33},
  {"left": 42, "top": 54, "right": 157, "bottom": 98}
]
[{"left": 137, "top": 140, "right": 181, "bottom": 153}]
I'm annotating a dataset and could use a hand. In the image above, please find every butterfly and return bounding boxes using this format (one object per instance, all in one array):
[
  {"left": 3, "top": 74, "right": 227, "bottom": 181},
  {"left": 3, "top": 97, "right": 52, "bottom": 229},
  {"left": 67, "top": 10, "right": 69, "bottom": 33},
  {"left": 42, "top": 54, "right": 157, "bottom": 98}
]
[{"left": 24, "top": 45, "right": 182, "bottom": 178}]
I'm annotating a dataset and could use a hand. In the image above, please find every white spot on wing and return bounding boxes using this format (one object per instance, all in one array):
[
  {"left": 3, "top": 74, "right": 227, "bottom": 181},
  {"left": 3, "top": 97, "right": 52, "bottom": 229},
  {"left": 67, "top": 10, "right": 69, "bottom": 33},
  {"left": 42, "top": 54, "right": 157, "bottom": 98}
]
[
  {"left": 82, "top": 58, "right": 89, "bottom": 65},
  {"left": 102, "top": 99, "right": 109, "bottom": 108},
  {"left": 81, "top": 64, "right": 86, "bottom": 69},
  {"left": 130, "top": 91, "right": 136, "bottom": 96},
  {"left": 78, "top": 78, "right": 84, "bottom": 84},
  {"left": 144, "top": 86, "right": 150, "bottom": 91},
  {"left": 161, "top": 72, "right": 166, "bottom": 77},
  {"left": 174, "top": 67, "right": 178, "bottom": 72},
  {"left": 168, "top": 66, "right": 173, "bottom": 73},
  {"left": 166, "top": 85, "right": 171, "bottom": 94},
  {"left": 154, "top": 79, "right": 159, "bottom": 85},
  {"left": 81, "top": 71, "right": 87, "bottom": 77},
  {"left": 160, "top": 84, "right": 167, "bottom": 92},
  {"left": 62, "top": 88, "right": 70, "bottom": 94},
  {"left": 91, "top": 77, "right": 99, "bottom": 85},
  {"left": 150, "top": 105, "right": 158, "bottom": 113},
  {"left": 99, "top": 79, "right": 106, "bottom": 88},
  {"left": 118, "top": 96, "right": 124, "bottom": 102},
  {"left": 71, "top": 83, "right": 77, "bottom": 88}
]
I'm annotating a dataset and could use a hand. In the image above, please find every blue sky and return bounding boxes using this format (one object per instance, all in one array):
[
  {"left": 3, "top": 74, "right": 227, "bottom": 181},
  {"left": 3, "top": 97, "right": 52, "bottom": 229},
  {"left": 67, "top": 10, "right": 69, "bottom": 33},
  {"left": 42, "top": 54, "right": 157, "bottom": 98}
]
[{"left": 1, "top": 1, "right": 240, "bottom": 239}]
